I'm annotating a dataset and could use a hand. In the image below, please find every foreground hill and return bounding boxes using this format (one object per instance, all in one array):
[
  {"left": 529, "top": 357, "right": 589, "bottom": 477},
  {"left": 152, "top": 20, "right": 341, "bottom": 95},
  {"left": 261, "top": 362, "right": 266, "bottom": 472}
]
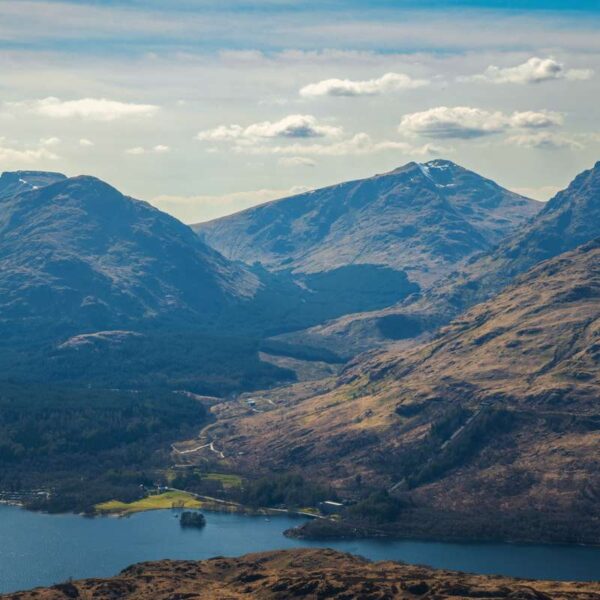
[
  {"left": 213, "top": 240, "right": 600, "bottom": 543},
  {"left": 282, "top": 160, "right": 600, "bottom": 356},
  {"left": 5, "top": 549, "right": 598, "bottom": 599},
  {"left": 195, "top": 160, "right": 540, "bottom": 291}
]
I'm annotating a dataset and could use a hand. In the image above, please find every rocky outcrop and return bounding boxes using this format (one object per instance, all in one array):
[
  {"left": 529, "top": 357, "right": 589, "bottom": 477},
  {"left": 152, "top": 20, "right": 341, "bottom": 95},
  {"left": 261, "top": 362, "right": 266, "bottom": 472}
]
[{"left": 5, "top": 549, "right": 598, "bottom": 599}]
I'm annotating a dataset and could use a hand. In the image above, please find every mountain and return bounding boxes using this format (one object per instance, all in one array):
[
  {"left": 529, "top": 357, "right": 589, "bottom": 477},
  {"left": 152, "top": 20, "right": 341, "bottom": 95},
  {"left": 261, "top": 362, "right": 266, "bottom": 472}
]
[
  {"left": 437, "top": 158, "right": 600, "bottom": 313},
  {"left": 0, "top": 170, "right": 66, "bottom": 200},
  {"left": 0, "top": 174, "right": 260, "bottom": 339},
  {"left": 194, "top": 160, "right": 541, "bottom": 291},
  {"left": 0, "top": 172, "right": 417, "bottom": 392},
  {"left": 0, "top": 174, "right": 307, "bottom": 394},
  {"left": 280, "top": 160, "right": 600, "bottom": 356},
  {"left": 214, "top": 239, "right": 600, "bottom": 543},
  {"left": 6, "top": 549, "right": 597, "bottom": 600}
]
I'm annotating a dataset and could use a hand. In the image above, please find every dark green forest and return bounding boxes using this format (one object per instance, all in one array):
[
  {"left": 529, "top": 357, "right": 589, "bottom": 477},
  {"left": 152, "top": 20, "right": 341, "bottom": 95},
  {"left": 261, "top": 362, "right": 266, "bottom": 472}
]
[
  {"left": 0, "top": 383, "right": 207, "bottom": 513},
  {"left": 0, "top": 331, "right": 296, "bottom": 396}
]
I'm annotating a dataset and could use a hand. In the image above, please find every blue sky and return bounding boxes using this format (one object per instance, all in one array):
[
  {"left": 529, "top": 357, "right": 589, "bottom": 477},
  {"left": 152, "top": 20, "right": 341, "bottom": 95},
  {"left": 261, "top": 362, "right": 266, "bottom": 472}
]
[{"left": 0, "top": 1, "right": 599, "bottom": 221}]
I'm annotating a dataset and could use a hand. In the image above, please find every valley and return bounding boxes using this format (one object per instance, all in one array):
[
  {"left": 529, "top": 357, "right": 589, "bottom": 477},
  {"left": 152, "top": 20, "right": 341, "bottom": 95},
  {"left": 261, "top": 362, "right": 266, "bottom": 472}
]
[
  {"left": 169, "top": 239, "right": 600, "bottom": 544},
  {"left": 0, "top": 159, "right": 599, "bottom": 593}
]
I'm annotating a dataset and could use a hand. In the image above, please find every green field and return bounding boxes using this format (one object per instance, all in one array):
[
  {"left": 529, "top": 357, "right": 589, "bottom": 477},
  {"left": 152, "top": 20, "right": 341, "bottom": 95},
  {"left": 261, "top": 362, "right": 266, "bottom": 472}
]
[
  {"left": 205, "top": 472, "right": 243, "bottom": 487},
  {"left": 95, "top": 491, "right": 203, "bottom": 515}
]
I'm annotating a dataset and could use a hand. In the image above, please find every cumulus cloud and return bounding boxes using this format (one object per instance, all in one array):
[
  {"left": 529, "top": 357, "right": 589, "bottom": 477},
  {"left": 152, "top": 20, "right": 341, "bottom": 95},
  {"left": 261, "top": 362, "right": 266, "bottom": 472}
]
[
  {"left": 278, "top": 156, "right": 317, "bottom": 167},
  {"left": 79, "top": 138, "right": 94, "bottom": 147},
  {"left": 23, "top": 97, "right": 159, "bottom": 121},
  {"left": 465, "top": 57, "right": 594, "bottom": 84},
  {"left": 508, "top": 111, "right": 563, "bottom": 129},
  {"left": 0, "top": 138, "right": 60, "bottom": 164},
  {"left": 197, "top": 114, "right": 342, "bottom": 141},
  {"left": 505, "top": 131, "right": 583, "bottom": 150},
  {"left": 398, "top": 106, "right": 563, "bottom": 139},
  {"left": 125, "top": 144, "right": 170, "bottom": 155},
  {"left": 299, "top": 72, "right": 428, "bottom": 97}
]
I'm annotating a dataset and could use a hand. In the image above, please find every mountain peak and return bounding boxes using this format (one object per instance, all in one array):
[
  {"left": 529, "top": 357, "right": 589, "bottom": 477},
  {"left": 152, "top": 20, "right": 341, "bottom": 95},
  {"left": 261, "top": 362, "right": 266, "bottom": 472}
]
[
  {"left": 196, "top": 162, "right": 541, "bottom": 287},
  {"left": 0, "top": 170, "right": 66, "bottom": 200},
  {"left": 387, "top": 158, "right": 459, "bottom": 176},
  {"left": 422, "top": 158, "right": 459, "bottom": 169}
]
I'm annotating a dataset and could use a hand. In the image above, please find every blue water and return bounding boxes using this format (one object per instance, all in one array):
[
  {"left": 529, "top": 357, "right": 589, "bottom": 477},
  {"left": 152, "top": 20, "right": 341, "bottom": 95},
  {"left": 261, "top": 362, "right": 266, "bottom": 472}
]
[{"left": 0, "top": 505, "right": 598, "bottom": 593}]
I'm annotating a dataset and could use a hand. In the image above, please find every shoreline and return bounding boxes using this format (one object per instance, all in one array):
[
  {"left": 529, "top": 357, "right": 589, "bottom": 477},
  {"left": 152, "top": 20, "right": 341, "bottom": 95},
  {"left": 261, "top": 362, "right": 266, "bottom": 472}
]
[{"left": 3, "top": 494, "right": 599, "bottom": 549}]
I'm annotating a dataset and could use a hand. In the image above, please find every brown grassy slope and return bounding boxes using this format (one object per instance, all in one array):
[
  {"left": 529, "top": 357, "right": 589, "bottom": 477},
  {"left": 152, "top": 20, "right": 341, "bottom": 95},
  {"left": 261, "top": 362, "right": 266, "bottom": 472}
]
[
  {"left": 5, "top": 549, "right": 600, "bottom": 600},
  {"left": 216, "top": 240, "right": 600, "bottom": 531}
]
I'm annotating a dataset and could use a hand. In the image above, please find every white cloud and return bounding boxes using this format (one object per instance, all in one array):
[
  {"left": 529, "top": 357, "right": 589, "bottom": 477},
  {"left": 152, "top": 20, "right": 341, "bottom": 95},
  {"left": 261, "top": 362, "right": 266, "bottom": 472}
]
[
  {"left": 197, "top": 114, "right": 342, "bottom": 141},
  {"left": 398, "top": 106, "right": 563, "bottom": 139},
  {"left": 0, "top": 138, "right": 60, "bottom": 164},
  {"left": 299, "top": 72, "right": 428, "bottom": 97},
  {"left": 505, "top": 131, "right": 583, "bottom": 150},
  {"left": 197, "top": 125, "right": 244, "bottom": 141},
  {"left": 125, "top": 144, "right": 170, "bottom": 155},
  {"left": 399, "top": 107, "right": 506, "bottom": 139},
  {"left": 507, "top": 111, "right": 563, "bottom": 129},
  {"left": 465, "top": 57, "right": 594, "bottom": 84},
  {"left": 79, "top": 138, "right": 94, "bottom": 147},
  {"left": 40, "top": 136, "right": 61, "bottom": 146},
  {"left": 278, "top": 156, "right": 317, "bottom": 167},
  {"left": 24, "top": 97, "right": 159, "bottom": 121},
  {"left": 153, "top": 186, "right": 311, "bottom": 223},
  {"left": 236, "top": 132, "right": 449, "bottom": 157}
]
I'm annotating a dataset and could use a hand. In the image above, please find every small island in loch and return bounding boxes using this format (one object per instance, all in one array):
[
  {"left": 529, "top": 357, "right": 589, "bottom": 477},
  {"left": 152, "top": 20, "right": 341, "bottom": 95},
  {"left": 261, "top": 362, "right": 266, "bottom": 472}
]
[{"left": 179, "top": 511, "right": 206, "bottom": 528}]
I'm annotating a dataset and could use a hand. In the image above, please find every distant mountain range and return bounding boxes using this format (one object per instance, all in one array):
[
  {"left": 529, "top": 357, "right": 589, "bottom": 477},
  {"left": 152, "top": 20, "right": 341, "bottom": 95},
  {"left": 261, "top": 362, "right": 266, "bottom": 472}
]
[
  {"left": 195, "top": 160, "right": 540, "bottom": 290},
  {"left": 1, "top": 160, "right": 597, "bottom": 390},
  {"left": 0, "top": 170, "right": 420, "bottom": 392}
]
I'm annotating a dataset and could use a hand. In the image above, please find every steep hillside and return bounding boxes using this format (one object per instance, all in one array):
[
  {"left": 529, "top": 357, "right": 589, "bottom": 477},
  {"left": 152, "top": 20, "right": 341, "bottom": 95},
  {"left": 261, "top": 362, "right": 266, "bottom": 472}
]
[
  {"left": 0, "top": 175, "right": 261, "bottom": 339},
  {"left": 0, "top": 174, "right": 306, "bottom": 393},
  {"left": 281, "top": 160, "right": 600, "bottom": 356},
  {"left": 195, "top": 160, "right": 540, "bottom": 290},
  {"left": 6, "top": 549, "right": 599, "bottom": 600},
  {"left": 212, "top": 240, "right": 600, "bottom": 543}
]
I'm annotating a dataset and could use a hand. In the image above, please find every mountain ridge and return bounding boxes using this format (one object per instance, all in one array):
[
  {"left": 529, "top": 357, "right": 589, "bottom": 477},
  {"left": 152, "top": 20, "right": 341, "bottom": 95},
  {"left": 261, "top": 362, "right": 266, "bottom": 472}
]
[
  {"left": 277, "top": 160, "right": 600, "bottom": 356},
  {"left": 194, "top": 160, "right": 541, "bottom": 289}
]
